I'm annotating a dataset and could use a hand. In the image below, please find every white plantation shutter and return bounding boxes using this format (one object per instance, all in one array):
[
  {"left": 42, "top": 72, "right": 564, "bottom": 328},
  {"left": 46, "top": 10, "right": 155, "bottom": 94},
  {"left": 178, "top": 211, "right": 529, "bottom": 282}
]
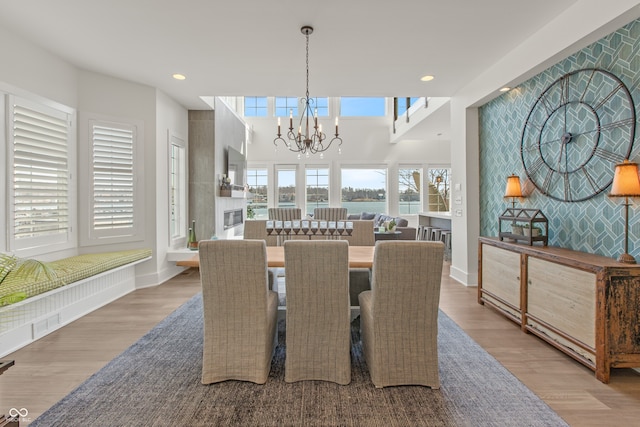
[
  {"left": 10, "top": 98, "right": 71, "bottom": 249},
  {"left": 90, "top": 121, "right": 136, "bottom": 234}
]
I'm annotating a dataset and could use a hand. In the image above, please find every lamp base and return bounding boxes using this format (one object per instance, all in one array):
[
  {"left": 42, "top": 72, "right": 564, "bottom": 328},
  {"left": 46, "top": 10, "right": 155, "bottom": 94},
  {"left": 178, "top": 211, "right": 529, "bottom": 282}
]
[{"left": 617, "top": 253, "right": 637, "bottom": 264}]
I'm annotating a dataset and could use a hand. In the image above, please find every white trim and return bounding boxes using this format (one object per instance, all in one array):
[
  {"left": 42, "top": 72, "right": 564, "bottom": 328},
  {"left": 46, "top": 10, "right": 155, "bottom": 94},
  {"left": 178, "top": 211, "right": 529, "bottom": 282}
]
[
  {"left": 78, "top": 112, "right": 145, "bottom": 246},
  {"left": 6, "top": 94, "right": 77, "bottom": 257},
  {"left": 0, "top": 256, "right": 150, "bottom": 357},
  {"left": 168, "top": 130, "right": 187, "bottom": 249}
]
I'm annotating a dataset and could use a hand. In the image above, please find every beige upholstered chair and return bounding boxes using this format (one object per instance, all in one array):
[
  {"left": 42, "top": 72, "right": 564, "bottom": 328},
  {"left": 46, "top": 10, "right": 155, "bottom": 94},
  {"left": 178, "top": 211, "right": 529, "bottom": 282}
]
[
  {"left": 243, "top": 219, "right": 277, "bottom": 246},
  {"left": 359, "top": 240, "right": 444, "bottom": 388},
  {"left": 343, "top": 220, "right": 375, "bottom": 246},
  {"left": 199, "top": 239, "right": 278, "bottom": 384},
  {"left": 284, "top": 240, "right": 351, "bottom": 384},
  {"left": 313, "top": 207, "right": 348, "bottom": 221},
  {"left": 268, "top": 207, "right": 302, "bottom": 221}
]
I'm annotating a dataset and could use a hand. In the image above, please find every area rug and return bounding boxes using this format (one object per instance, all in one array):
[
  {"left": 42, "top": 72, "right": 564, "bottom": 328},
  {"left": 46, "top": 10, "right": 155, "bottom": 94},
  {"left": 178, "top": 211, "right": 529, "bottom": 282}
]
[{"left": 31, "top": 294, "right": 568, "bottom": 426}]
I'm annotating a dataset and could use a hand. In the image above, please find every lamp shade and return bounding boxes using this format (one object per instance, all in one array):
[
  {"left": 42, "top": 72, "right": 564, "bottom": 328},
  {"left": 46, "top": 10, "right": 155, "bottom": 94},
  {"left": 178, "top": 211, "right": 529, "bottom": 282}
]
[
  {"left": 504, "top": 175, "right": 523, "bottom": 198},
  {"left": 609, "top": 160, "right": 640, "bottom": 197}
]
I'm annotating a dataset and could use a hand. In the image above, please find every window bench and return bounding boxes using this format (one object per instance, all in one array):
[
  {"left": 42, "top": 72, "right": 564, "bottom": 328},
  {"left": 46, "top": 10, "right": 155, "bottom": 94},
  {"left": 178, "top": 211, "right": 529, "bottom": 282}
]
[{"left": 0, "top": 249, "right": 152, "bottom": 357}]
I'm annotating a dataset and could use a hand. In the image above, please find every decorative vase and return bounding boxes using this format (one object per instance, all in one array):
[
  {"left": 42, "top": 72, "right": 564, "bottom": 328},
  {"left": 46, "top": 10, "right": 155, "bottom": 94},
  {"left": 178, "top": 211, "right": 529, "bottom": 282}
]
[{"left": 188, "top": 220, "right": 198, "bottom": 250}]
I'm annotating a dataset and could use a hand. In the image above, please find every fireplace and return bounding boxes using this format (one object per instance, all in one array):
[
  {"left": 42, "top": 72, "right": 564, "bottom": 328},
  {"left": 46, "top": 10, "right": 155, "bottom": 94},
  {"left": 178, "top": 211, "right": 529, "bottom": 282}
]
[{"left": 224, "top": 209, "right": 244, "bottom": 230}]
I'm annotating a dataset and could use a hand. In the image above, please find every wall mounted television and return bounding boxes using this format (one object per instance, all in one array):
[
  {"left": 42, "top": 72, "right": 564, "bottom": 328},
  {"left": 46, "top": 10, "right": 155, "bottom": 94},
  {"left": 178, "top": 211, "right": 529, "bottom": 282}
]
[{"left": 226, "top": 146, "right": 246, "bottom": 188}]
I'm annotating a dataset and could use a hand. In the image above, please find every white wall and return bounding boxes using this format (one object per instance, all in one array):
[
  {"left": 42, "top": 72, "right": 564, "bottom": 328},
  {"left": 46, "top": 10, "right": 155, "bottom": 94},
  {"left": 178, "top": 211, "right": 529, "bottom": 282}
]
[
  {"left": 0, "top": 23, "right": 79, "bottom": 260},
  {"left": 0, "top": 24, "right": 78, "bottom": 108},
  {"left": 448, "top": 0, "right": 640, "bottom": 286},
  {"left": 153, "top": 90, "right": 189, "bottom": 286},
  {"left": 0, "top": 22, "right": 190, "bottom": 287}
]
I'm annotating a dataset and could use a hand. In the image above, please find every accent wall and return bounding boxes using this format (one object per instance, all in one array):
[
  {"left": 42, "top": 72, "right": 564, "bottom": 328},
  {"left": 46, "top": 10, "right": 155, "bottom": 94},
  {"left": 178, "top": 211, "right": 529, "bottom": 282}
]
[{"left": 479, "top": 18, "right": 640, "bottom": 260}]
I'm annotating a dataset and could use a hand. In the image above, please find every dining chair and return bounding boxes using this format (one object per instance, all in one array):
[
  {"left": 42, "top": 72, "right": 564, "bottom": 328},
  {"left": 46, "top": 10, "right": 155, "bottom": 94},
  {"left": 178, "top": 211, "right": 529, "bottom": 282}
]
[
  {"left": 243, "top": 219, "right": 278, "bottom": 246},
  {"left": 359, "top": 240, "right": 444, "bottom": 388},
  {"left": 199, "top": 239, "right": 278, "bottom": 384},
  {"left": 343, "top": 220, "right": 375, "bottom": 246},
  {"left": 313, "top": 207, "right": 348, "bottom": 221},
  {"left": 268, "top": 207, "right": 302, "bottom": 221},
  {"left": 284, "top": 240, "right": 351, "bottom": 384}
]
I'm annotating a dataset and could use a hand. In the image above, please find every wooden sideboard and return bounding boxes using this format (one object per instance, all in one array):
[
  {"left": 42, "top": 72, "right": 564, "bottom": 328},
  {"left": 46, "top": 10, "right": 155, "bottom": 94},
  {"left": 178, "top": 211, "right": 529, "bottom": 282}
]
[{"left": 478, "top": 236, "right": 640, "bottom": 383}]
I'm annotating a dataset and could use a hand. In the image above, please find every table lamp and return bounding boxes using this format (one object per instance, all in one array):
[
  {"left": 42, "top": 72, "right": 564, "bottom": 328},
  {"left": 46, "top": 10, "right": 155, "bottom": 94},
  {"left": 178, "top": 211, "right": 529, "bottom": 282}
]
[
  {"left": 608, "top": 159, "right": 640, "bottom": 264},
  {"left": 504, "top": 175, "right": 523, "bottom": 210}
]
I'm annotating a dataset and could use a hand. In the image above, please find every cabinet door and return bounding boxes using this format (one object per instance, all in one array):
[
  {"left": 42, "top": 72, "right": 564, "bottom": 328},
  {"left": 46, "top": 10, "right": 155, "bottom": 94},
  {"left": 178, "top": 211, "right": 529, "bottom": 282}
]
[
  {"left": 527, "top": 257, "right": 596, "bottom": 360},
  {"left": 481, "top": 244, "right": 521, "bottom": 319}
]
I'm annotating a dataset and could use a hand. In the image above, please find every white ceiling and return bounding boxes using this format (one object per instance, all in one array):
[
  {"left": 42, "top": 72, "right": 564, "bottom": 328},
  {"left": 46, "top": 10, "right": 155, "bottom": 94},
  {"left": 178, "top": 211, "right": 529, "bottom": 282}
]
[{"left": 0, "top": 0, "right": 580, "bottom": 111}]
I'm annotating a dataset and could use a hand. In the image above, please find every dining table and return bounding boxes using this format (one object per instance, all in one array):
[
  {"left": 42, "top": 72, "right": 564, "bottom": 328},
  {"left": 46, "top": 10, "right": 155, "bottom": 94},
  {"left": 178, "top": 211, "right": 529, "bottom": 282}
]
[{"left": 176, "top": 245, "right": 374, "bottom": 269}]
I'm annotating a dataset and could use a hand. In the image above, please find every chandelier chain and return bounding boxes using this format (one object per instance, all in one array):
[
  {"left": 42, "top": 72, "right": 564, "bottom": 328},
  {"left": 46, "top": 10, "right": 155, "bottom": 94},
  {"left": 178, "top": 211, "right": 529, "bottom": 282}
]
[{"left": 274, "top": 26, "right": 342, "bottom": 158}]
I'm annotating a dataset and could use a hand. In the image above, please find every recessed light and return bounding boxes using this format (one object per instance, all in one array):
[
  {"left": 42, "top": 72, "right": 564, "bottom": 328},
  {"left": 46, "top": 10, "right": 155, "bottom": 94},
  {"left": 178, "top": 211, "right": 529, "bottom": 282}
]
[
  {"left": 499, "top": 87, "right": 510, "bottom": 92},
  {"left": 172, "top": 73, "right": 186, "bottom": 80},
  {"left": 420, "top": 75, "right": 435, "bottom": 82}
]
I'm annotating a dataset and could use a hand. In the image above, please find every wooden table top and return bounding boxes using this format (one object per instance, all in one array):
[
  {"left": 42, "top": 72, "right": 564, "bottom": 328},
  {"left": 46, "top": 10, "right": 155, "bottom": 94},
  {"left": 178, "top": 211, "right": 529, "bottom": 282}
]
[
  {"left": 176, "top": 245, "right": 374, "bottom": 269},
  {"left": 0, "top": 360, "right": 15, "bottom": 376}
]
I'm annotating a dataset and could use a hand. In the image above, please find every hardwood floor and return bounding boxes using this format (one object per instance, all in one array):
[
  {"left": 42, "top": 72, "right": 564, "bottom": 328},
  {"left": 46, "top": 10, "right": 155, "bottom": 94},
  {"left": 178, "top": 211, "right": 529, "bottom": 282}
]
[{"left": 1, "top": 264, "right": 639, "bottom": 426}]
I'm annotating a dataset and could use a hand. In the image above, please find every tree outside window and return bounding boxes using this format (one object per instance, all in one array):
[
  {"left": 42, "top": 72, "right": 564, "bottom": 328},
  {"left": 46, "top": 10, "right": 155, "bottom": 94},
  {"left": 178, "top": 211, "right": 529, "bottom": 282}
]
[
  {"left": 341, "top": 168, "right": 387, "bottom": 216},
  {"left": 427, "top": 168, "right": 450, "bottom": 212},
  {"left": 277, "top": 167, "right": 296, "bottom": 208},
  {"left": 399, "top": 167, "right": 421, "bottom": 214},
  {"left": 246, "top": 168, "right": 268, "bottom": 219},
  {"left": 306, "top": 167, "right": 329, "bottom": 215}
]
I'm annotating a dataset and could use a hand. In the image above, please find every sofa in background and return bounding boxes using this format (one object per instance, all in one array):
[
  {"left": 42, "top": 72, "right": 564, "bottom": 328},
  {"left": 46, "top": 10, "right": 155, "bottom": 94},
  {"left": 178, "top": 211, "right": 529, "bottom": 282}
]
[{"left": 347, "top": 212, "right": 417, "bottom": 240}]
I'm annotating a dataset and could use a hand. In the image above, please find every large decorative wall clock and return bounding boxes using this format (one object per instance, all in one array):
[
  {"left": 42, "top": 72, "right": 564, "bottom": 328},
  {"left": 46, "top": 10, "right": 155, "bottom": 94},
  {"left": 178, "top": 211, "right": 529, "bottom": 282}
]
[{"left": 520, "top": 68, "right": 636, "bottom": 202}]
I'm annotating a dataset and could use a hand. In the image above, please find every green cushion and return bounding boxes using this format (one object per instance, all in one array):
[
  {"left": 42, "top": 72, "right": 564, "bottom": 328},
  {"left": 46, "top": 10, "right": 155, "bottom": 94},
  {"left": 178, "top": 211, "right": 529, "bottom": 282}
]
[
  {"left": 0, "top": 254, "right": 18, "bottom": 285},
  {"left": 0, "top": 249, "right": 151, "bottom": 307}
]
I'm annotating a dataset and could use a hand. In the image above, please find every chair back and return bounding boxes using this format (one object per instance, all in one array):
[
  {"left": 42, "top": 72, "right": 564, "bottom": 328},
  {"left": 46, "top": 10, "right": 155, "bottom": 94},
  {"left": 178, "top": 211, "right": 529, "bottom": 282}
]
[
  {"left": 199, "top": 239, "right": 278, "bottom": 384},
  {"left": 268, "top": 208, "right": 301, "bottom": 221},
  {"left": 343, "top": 220, "right": 375, "bottom": 246},
  {"left": 359, "top": 240, "right": 444, "bottom": 387},
  {"left": 243, "top": 219, "right": 277, "bottom": 246},
  {"left": 313, "top": 207, "right": 347, "bottom": 221},
  {"left": 372, "top": 240, "right": 444, "bottom": 319},
  {"left": 284, "top": 240, "right": 351, "bottom": 384}
]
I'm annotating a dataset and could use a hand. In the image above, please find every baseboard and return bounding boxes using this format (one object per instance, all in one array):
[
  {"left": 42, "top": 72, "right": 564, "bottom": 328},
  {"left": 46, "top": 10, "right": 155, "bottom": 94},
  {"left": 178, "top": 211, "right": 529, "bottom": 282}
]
[
  {"left": 0, "top": 262, "right": 143, "bottom": 358},
  {"left": 0, "top": 281, "right": 135, "bottom": 358},
  {"left": 135, "top": 264, "right": 186, "bottom": 289},
  {"left": 450, "top": 264, "right": 478, "bottom": 287}
]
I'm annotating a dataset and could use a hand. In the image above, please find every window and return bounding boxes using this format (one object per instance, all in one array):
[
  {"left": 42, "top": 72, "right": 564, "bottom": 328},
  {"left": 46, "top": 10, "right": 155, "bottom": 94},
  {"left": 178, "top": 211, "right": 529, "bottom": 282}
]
[
  {"left": 306, "top": 167, "right": 329, "bottom": 215},
  {"left": 341, "top": 167, "right": 386, "bottom": 216},
  {"left": 8, "top": 96, "right": 74, "bottom": 252},
  {"left": 276, "top": 166, "right": 296, "bottom": 208},
  {"left": 427, "top": 168, "right": 450, "bottom": 212},
  {"left": 88, "top": 119, "right": 142, "bottom": 241},
  {"left": 169, "top": 134, "right": 187, "bottom": 246},
  {"left": 396, "top": 97, "right": 420, "bottom": 117},
  {"left": 247, "top": 168, "right": 268, "bottom": 219},
  {"left": 340, "top": 97, "right": 386, "bottom": 116},
  {"left": 310, "top": 97, "right": 329, "bottom": 116},
  {"left": 399, "top": 167, "right": 421, "bottom": 214},
  {"left": 275, "top": 97, "right": 299, "bottom": 118},
  {"left": 244, "top": 96, "right": 267, "bottom": 117}
]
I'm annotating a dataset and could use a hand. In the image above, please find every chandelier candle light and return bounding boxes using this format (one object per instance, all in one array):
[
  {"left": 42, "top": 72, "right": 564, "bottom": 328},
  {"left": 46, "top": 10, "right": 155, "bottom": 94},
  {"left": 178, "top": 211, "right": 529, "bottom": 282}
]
[{"left": 274, "top": 26, "right": 342, "bottom": 159}]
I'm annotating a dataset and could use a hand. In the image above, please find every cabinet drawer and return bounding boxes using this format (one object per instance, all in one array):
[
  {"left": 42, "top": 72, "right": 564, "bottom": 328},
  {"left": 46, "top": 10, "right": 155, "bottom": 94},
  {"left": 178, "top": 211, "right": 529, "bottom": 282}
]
[
  {"left": 481, "top": 244, "right": 521, "bottom": 318},
  {"left": 527, "top": 257, "right": 596, "bottom": 349}
]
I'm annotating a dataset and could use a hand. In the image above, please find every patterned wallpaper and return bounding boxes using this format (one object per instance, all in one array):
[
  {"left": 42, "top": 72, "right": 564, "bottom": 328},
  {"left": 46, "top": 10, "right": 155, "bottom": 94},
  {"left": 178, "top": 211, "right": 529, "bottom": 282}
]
[{"left": 479, "top": 19, "right": 640, "bottom": 259}]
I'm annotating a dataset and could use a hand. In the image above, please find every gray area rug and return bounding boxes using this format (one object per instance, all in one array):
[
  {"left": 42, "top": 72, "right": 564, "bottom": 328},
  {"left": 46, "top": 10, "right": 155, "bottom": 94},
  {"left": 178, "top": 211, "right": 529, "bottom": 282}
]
[{"left": 32, "top": 294, "right": 568, "bottom": 426}]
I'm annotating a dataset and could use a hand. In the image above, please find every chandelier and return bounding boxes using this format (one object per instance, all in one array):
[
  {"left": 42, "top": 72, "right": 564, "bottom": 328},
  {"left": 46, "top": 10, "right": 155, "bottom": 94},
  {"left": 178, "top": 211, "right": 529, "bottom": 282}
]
[{"left": 274, "top": 26, "right": 342, "bottom": 159}]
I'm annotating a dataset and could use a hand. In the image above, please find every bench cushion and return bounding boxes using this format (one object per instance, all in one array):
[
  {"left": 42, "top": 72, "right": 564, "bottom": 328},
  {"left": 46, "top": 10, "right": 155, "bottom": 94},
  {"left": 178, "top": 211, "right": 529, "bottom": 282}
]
[{"left": 0, "top": 249, "right": 151, "bottom": 307}]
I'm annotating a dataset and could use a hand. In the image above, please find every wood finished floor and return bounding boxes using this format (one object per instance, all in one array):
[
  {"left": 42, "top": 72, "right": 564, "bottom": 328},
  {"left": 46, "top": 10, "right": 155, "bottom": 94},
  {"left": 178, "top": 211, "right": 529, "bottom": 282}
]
[{"left": 1, "top": 264, "right": 640, "bottom": 426}]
